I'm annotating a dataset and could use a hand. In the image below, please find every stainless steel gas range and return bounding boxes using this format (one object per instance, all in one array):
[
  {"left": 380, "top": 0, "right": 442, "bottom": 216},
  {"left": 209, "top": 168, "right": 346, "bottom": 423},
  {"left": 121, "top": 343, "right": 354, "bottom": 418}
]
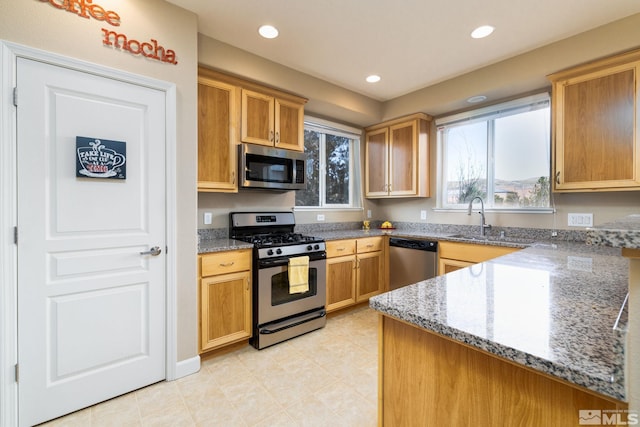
[{"left": 229, "top": 211, "right": 327, "bottom": 349}]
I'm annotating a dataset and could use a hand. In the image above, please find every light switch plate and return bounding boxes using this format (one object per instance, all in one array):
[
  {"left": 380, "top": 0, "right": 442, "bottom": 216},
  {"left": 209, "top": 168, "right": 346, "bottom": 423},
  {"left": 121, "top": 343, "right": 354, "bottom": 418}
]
[{"left": 567, "top": 213, "right": 593, "bottom": 227}]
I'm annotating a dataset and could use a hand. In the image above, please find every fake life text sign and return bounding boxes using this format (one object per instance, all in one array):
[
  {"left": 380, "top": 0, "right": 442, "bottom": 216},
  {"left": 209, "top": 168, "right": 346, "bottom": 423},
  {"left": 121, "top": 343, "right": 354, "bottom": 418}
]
[{"left": 76, "top": 137, "right": 127, "bottom": 179}]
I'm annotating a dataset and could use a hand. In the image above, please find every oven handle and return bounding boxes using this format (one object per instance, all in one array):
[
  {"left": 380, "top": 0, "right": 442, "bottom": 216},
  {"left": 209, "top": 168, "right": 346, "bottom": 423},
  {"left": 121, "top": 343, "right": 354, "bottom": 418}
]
[
  {"left": 258, "top": 252, "right": 326, "bottom": 269},
  {"left": 260, "top": 310, "right": 326, "bottom": 335}
]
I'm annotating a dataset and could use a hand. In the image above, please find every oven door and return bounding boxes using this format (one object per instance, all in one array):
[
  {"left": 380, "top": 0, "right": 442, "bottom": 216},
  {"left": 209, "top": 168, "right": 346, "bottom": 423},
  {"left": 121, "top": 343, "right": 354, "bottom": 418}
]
[{"left": 256, "top": 253, "right": 326, "bottom": 325}]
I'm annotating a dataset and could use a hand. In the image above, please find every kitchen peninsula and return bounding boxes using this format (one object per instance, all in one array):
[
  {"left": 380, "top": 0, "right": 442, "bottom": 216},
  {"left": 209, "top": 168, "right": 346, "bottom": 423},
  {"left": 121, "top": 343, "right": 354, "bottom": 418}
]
[
  {"left": 370, "top": 240, "right": 630, "bottom": 426},
  {"left": 588, "top": 215, "right": 640, "bottom": 418}
]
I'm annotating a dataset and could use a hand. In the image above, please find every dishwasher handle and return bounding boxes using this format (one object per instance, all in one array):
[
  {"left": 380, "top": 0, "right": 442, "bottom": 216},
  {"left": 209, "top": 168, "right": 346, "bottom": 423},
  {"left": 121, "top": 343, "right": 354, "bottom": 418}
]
[{"left": 389, "top": 237, "right": 438, "bottom": 252}]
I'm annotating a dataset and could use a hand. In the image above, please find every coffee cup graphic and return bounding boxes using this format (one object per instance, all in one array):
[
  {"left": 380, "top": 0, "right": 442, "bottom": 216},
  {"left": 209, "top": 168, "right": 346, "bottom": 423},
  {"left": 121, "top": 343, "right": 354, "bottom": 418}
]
[{"left": 76, "top": 138, "right": 126, "bottom": 178}]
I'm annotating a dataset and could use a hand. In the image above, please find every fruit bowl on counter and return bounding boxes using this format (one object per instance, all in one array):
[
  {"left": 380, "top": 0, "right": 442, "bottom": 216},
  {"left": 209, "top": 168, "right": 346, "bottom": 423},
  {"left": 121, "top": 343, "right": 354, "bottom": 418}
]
[{"left": 379, "top": 221, "right": 395, "bottom": 232}]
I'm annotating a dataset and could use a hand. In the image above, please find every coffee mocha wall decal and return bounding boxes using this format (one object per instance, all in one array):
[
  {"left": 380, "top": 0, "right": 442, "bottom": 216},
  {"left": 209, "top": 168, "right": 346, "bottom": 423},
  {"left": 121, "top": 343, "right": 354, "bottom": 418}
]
[{"left": 39, "top": 0, "right": 178, "bottom": 65}]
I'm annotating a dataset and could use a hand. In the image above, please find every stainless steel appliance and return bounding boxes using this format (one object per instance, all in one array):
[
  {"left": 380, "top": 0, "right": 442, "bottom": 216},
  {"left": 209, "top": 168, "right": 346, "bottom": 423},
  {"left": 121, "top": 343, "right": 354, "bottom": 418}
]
[
  {"left": 229, "top": 211, "right": 326, "bottom": 349},
  {"left": 239, "top": 144, "right": 307, "bottom": 191},
  {"left": 388, "top": 237, "right": 438, "bottom": 290}
]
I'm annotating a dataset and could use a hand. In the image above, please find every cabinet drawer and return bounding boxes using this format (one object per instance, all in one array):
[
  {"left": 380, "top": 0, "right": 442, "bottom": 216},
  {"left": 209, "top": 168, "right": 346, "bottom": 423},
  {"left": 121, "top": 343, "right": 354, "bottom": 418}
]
[
  {"left": 326, "top": 239, "right": 356, "bottom": 258},
  {"left": 201, "top": 249, "right": 252, "bottom": 277},
  {"left": 357, "top": 236, "right": 383, "bottom": 253}
]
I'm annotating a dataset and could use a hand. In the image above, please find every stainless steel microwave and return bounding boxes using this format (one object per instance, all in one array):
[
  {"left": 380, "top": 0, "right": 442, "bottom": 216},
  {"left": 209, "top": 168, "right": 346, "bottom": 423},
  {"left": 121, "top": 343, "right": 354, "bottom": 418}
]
[{"left": 239, "top": 144, "right": 307, "bottom": 190}]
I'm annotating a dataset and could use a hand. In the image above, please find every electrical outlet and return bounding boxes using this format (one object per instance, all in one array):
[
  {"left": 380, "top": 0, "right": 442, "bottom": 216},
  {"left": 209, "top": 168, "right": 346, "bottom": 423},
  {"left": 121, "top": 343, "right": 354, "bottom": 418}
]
[
  {"left": 420, "top": 210, "right": 427, "bottom": 220},
  {"left": 367, "top": 210, "right": 372, "bottom": 218},
  {"left": 567, "top": 213, "right": 593, "bottom": 227},
  {"left": 317, "top": 214, "right": 325, "bottom": 221},
  {"left": 203, "top": 212, "right": 213, "bottom": 225}
]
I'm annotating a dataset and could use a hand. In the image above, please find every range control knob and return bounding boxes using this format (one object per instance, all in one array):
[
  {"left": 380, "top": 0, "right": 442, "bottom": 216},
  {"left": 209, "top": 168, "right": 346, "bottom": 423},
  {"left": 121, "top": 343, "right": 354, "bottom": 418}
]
[
  {"left": 267, "top": 249, "right": 274, "bottom": 256},
  {"left": 314, "top": 244, "right": 320, "bottom": 250},
  {"left": 307, "top": 245, "right": 313, "bottom": 251},
  {"left": 276, "top": 248, "right": 282, "bottom": 255}
]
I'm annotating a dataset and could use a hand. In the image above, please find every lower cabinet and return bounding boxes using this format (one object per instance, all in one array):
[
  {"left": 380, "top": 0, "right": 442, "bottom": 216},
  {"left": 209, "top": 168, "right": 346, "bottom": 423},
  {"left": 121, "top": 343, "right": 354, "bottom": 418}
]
[
  {"left": 438, "top": 241, "right": 518, "bottom": 275},
  {"left": 198, "top": 249, "right": 252, "bottom": 353},
  {"left": 326, "top": 236, "right": 384, "bottom": 313}
]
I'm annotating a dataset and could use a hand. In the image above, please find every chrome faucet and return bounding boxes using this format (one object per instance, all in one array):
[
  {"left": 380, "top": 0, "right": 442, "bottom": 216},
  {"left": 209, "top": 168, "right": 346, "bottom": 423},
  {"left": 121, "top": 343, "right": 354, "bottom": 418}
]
[{"left": 467, "top": 196, "right": 492, "bottom": 237}]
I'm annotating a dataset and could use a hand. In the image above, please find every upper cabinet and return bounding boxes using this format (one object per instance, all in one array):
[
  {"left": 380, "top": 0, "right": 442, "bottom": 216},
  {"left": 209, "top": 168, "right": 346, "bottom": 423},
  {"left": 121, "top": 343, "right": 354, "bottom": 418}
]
[
  {"left": 198, "top": 69, "right": 239, "bottom": 193},
  {"left": 549, "top": 49, "right": 640, "bottom": 192},
  {"left": 241, "top": 89, "right": 306, "bottom": 152},
  {"left": 197, "top": 67, "right": 308, "bottom": 193},
  {"left": 364, "top": 113, "right": 431, "bottom": 198}
]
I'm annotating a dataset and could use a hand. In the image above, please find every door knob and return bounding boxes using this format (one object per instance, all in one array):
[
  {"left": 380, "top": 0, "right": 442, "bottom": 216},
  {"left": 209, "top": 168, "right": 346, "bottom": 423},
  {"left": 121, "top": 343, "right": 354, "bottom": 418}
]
[{"left": 140, "top": 246, "right": 162, "bottom": 256}]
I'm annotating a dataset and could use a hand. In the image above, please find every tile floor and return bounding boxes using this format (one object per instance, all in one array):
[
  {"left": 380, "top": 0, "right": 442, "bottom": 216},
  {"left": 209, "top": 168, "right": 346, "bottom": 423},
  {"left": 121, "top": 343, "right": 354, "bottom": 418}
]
[{"left": 41, "top": 306, "right": 379, "bottom": 427}]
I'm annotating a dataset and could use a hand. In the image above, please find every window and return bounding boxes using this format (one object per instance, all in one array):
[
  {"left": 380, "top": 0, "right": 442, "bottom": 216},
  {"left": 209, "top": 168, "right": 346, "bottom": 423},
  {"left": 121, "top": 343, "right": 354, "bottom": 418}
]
[
  {"left": 437, "top": 93, "right": 551, "bottom": 210},
  {"left": 295, "top": 118, "right": 361, "bottom": 209}
]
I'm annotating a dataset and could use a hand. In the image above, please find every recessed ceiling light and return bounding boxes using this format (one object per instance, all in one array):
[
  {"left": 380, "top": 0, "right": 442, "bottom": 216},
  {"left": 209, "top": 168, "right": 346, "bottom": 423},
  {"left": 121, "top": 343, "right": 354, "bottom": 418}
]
[
  {"left": 467, "top": 95, "right": 487, "bottom": 103},
  {"left": 471, "top": 25, "right": 494, "bottom": 39},
  {"left": 258, "top": 25, "right": 279, "bottom": 39},
  {"left": 366, "top": 75, "right": 381, "bottom": 83}
]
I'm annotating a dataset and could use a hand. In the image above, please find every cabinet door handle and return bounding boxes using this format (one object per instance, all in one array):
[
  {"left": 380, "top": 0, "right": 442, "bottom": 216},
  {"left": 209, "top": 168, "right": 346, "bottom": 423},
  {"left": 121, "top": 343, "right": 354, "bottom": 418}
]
[
  {"left": 220, "top": 261, "right": 235, "bottom": 267},
  {"left": 270, "top": 130, "right": 274, "bottom": 142},
  {"left": 555, "top": 171, "right": 561, "bottom": 185},
  {"left": 337, "top": 247, "right": 345, "bottom": 251},
  {"left": 275, "top": 131, "right": 280, "bottom": 144},
  {"left": 231, "top": 171, "right": 236, "bottom": 185},
  {"left": 366, "top": 244, "right": 374, "bottom": 248}
]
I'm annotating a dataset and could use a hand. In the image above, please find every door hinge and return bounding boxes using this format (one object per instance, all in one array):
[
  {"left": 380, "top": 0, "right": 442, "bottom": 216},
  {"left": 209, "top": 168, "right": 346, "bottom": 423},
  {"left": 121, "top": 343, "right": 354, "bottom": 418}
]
[
  {"left": 13, "top": 87, "right": 17, "bottom": 107},
  {"left": 14, "top": 226, "right": 17, "bottom": 244},
  {"left": 14, "top": 364, "right": 19, "bottom": 383}
]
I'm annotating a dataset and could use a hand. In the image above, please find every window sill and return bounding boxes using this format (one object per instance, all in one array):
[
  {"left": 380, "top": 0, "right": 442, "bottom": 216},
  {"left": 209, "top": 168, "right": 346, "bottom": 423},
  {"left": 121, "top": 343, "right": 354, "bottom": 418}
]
[
  {"left": 293, "top": 206, "right": 363, "bottom": 212},
  {"left": 433, "top": 207, "right": 555, "bottom": 214}
]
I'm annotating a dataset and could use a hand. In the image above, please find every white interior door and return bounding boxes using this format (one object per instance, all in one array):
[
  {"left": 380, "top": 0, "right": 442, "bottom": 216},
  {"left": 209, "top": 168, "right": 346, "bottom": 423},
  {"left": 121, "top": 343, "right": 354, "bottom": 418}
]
[{"left": 16, "top": 57, "right": 166, "bottom": 427}]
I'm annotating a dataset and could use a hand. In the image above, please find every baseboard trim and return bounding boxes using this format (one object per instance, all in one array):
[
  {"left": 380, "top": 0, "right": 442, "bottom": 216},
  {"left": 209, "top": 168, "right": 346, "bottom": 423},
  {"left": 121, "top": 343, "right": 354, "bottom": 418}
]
[{"left": 173, "top": 355, "right": 200, "bottom": 380}]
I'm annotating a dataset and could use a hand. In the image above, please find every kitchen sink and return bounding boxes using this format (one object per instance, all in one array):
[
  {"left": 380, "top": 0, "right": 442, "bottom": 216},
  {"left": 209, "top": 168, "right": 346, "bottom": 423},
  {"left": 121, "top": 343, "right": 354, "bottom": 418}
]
[{"left": 446, "top": 234, "right": 535, "bottom": 245}]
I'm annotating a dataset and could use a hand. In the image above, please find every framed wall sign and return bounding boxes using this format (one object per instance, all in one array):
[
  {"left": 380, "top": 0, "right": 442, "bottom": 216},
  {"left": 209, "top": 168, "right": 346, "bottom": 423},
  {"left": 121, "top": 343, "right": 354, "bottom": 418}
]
[{"left": 76, "top": 136, "right": 127, "bottom": 179}]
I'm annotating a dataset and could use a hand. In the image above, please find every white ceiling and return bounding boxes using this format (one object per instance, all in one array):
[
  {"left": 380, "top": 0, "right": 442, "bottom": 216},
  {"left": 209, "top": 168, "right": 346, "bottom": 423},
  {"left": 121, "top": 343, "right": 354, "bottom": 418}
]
[{"left": 167, "top": 0, "right": 640, "bottom": 101}]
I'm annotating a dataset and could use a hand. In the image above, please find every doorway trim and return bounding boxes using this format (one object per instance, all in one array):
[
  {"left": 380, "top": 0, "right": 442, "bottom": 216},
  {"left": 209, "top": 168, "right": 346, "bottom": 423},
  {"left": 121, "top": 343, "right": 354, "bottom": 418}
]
[{"left": 0, "top": 40, "right": 179, "bottom": 427}]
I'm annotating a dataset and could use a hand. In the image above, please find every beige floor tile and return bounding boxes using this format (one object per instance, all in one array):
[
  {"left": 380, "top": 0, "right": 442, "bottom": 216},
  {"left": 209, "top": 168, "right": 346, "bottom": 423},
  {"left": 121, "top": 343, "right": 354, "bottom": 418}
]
[
  {"left": 91, "top": 394, "right": 141, "bottom": 427},
  {"left": 251, "top": 410, "right": 297, "bottom": 427},
  {"left": 39, "top": 307, "right": 379, "bottom": 427},
  {"left": 284, "top": 395, "right": 342, "bottom": 427},
  {"left": 38, "top": 408, "right": 92, "bottom": 427}
]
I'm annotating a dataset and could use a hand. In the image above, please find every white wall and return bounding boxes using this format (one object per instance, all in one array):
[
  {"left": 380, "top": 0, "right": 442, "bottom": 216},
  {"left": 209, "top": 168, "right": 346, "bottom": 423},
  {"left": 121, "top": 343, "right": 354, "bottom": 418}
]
[{"left": 0, "top": 0, "right": 199, "bottom": 361}]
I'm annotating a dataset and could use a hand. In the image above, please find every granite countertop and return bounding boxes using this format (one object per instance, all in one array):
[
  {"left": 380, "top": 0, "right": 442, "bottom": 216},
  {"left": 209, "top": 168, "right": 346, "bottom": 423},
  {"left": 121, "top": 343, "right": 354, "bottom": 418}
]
[
  {"left": 197, "top": 226, "right": 629, "bottom": 400},
  {"left": 198, "top": 238, "right": 253, "bottom": 254},
  {"left": 197, "top": 229, "right": 527, "bottom": 253},
  {"left": 587, "top": 214, "right": 640, "bottom": 249},
  {"left": 197, "top": 222, "right": 572, "bottom": 253},
  {"left": 370, "top": 241, "right": 629, "bottom": 402}
]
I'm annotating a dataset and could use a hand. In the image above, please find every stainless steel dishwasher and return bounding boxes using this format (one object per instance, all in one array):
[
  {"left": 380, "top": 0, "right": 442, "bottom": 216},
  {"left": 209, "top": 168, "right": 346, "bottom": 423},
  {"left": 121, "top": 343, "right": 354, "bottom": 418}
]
[{"left": 388, "top": 237, "right": 438, "bottom": 290}]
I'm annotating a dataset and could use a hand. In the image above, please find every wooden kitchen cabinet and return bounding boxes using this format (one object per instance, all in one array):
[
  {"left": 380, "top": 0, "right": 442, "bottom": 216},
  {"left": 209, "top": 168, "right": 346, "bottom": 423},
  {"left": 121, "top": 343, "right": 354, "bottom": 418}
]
[
  {"left": 549, "top": 48, "right": 640, "bottom": 192},
  {"left": 364, "top": 113, "right": 431, "bottom": 198},
  {"left": 380, "top": 315, "right": 626, "bottom": 426},
  {"left": 325, "top": 236, "right": 385, "bottom": 312},
  {"left": 438, "top": 241, "right": 517, "bottom": 275},
  {"left": 241, "top": 88, "right": 306, "bottom": 152},
  {"left": 197, "top": 67, "right": 240, "bottom": 192},
  {"left": 326, "top": 239, "right": 357, "bottom": 312},
  {"left": 198, "top": 249, "right": 252, "bottom": 353},
  {"left": 355, "top": 236, "right": 384, "bottom": 301}
]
